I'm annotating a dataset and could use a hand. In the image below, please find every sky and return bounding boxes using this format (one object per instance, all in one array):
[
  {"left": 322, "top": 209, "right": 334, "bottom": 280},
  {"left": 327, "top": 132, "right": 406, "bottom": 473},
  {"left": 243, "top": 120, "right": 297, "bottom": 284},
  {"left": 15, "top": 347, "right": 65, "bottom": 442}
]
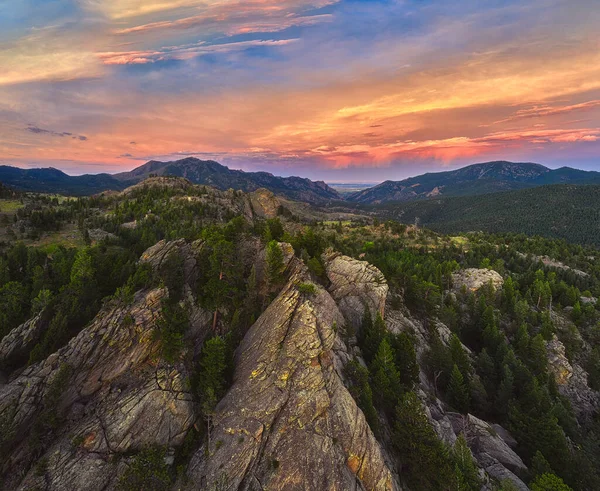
[{"left": 0, "top": 0, "right": 599, "bottom": 182}]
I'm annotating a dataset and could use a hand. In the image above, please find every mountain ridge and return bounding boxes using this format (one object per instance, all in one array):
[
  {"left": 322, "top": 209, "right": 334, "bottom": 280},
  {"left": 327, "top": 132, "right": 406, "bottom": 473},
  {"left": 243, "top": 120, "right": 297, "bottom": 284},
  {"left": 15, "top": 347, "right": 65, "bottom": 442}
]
[
  {"left": 347, "top": 161, "right": 600, "bottom": 204},
  {"left": 0, "top": 158, "right": 340, "bottom": 203},
  {"left": 2, "top": 159, "right": 600, "bottom": 205}
]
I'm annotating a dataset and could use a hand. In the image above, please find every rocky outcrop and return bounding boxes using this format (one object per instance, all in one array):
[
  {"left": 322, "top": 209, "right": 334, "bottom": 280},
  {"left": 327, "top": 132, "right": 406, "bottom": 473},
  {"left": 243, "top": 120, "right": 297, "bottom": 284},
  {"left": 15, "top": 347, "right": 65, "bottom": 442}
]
[
  {"left": 0, "top": 312, "right": 45, "bottom": 370},
  {"left": 323, "top": 251, "right": 388, "bottom": 334},
  {"left": 429, "top": 411, "right": 527, "bottom": 491},
  {"left": 546, "top": 335, "right": 573, "bottom": 386},
  {"left": 248, "top": 188, "right": 283, "bottom": 218},
  {"left": 140, "top": 238, "right": 203, "bottom": 287},
  {"left": 559, "top": 363, "right": 600, "bottom": 421},
  {"left": 0, "top": 239, "right": 211, "bottom": 490},
  {"left": 187, "top": 257, "right": 397, "bottom": 490},
  {"left": 446, "top": 413, "right": 526, "bottom": 475},
  {"left": 88, "top": 228, "right": 118, "bottom": 242},
  {"left": 544, "top": 335, "right": 600, "bottom": 420},
  {"left": 452, "top": 268, "right": 504, "bottom": 292},
  {"left": 0, "top": 288, "right": 184, "bottom": 488}
]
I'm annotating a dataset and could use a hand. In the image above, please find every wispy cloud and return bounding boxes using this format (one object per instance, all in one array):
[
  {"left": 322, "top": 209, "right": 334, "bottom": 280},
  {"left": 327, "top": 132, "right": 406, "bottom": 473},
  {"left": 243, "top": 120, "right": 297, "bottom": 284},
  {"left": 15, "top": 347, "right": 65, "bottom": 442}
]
[
  {"left": 115, "top": 13, "right": 332, "bottom": 36},
  {"left": 98, "top": 38, "right": 298, "bottom": 65},
  {"left": 489, "top": 100, "right": 600, "bottom": 125},
  {"left": 26, "top": 125, "right": 88, "bottom": 141}
]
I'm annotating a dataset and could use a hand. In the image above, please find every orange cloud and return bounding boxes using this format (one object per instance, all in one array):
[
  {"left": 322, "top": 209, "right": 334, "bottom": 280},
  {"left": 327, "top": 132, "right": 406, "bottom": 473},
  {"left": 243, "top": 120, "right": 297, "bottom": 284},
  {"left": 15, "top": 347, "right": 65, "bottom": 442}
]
[{"left": 490, "top": 100, "right": 600, "bottom": 125}]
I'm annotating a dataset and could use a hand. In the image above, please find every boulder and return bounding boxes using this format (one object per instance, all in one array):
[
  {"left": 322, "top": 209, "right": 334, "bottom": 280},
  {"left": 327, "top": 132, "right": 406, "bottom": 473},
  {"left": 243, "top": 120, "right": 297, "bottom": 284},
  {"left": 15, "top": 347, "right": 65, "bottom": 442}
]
[
  {"left": 452, "top": 268, "right": 504, "bottom": 292},
  {"left": 323, "top": 251, "right": 388, "bottom": 334},
  {"left": 477, "top": 453, "right": 529, "bottom": 491}
]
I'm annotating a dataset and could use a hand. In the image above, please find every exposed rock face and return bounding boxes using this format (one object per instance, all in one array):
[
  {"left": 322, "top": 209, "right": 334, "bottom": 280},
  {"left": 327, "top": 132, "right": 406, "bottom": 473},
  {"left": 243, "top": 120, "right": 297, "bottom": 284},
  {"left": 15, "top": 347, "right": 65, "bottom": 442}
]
[
  {"left": 440, "top": 413, "right": 528, "bottom": 491},
  {"left": 140, "top": 238, "right": 203, "bottom": 287},
  {"left": 248, "top": 188, "right": 282, "bottom": 218},
  {"left": 88, "top": 228, "right": 118, "bottom": 242},
  {"left": 543, "top": 334, "right": 600, "bottom": 420},
  {"left": 187, "top": 258, "right": 397, "bottom": 490},
  {"left": 0, "top": 240, "right": 210, "bottom": 490},
  {"left": 559, "top": 363, "right": 600, "bottom": 421},
  {"left": 0, "top": 287, "right": 195, "bottom": 489},
  {"left": 0, "top": 312, "right": 45, "bottom": 370},
  {"left": 452, "top": 268, "right": 504, "bottom": 292},
  {"left": 546, "top": 335, "right": 573, "bottom": 386},
  {"left": 446, "top": 414, "right": 526, "bottom": 475},
  {"left": 323, "top": 250, "right": 388, "bottom": 334}
]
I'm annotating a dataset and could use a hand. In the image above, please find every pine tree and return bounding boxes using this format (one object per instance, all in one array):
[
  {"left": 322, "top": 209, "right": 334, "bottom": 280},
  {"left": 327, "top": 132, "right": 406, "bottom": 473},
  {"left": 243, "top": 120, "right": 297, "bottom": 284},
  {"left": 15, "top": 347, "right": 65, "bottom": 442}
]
[
  {"left": 197, "top": 336, "right": 228, "bottom": 403},
  {"left": 530, "top": 473, "right": 573, "bottom": 491},
  {"left": 450, "top": 334, "right": 471, "bottom": 382},
  {"left": 514, "top": 323, "right": 530, "bottom": 359},
  {"left": 529, "top": 334, "right": 548, "bottom": 379},
  {"left": 392, "top": 391, "right": 457, "bottom": 490},
  {"left": 540, "top": 311, "right": 554, "bottom": 340},
  {"left": 424, "top": 333, "right": 453, "bottom": 395},
  {"left": 70, "top": 248, "right": 94, "bottom": 285},
  {"left": 390, "top": 332, "right": 419, "bottom": 389},
  {"left": 496, "top": 365, "right": 514, "bottom": 416},
  {"left": 571, "top": 301, "right": 582, "bottom": 324},
  {"left": 344, "top": 360, "right": 380, "bottom": 435},
  {"left": 265, "top": 240, "right": 285, "bottom": 287},
  {"left": 531, "top": 451, "right": 553, "bottom": 478},
  {"left": 447, "top": 364, "right": 470, "bottom": 413},
  {"left": 502, "top": 276, "right": 516, "bottom": 313},
  {"left": 362, "top": 309, "right": 386, "bottom": 363},
  {"left": 371, "top": 338, "right": 402, "bottom": 413},
  {"left": 453, "top": 434, "right": 481, "bottom": 491}
]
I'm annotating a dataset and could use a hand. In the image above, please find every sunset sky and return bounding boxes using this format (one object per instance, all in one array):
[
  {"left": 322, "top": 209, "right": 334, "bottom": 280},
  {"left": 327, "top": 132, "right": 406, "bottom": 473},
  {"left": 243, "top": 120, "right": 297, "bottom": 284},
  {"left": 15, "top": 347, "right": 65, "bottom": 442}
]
[{"left": 1, "top": 0, "right": 599, "bottom": 181}]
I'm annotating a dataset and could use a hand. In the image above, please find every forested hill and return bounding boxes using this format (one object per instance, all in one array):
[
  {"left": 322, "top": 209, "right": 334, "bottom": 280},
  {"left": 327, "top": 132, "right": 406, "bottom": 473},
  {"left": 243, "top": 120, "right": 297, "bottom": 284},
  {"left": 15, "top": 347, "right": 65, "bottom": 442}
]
[
  {"left": 348, "top": 161, "right": 600, "bottom": 204},
  {"left": 370, "top": 183, "right": 600, "bottom": 246},
  {"left": 114, "top": 157, "right": 341, "bottom": 203},
  {"left": 0, "top": 166, "right": 131, "bottom": 195},
  {"left": 0, "top": 158, "right": 340, "bottom": 203}
]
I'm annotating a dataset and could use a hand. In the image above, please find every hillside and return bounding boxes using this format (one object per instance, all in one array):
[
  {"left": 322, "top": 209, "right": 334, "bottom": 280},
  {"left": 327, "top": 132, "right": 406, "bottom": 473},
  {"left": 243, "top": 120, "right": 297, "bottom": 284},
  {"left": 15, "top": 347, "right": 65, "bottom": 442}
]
[
  {"left": 0, "top": 158, "right": 340, "bottom": 204},
  {"left": 0, "top": 166, "right": 130, "bottom": 195},
  {"left": 1, "top": 179, "right": 600, "bottom": 490},
  {"left": 348, "top": 161, "right": 600, "bottom": 204},
  {"left": 370, "top": 183, "right": 600, "bottom": 246},
  {"left": 116, "top": 157, "right": 342, "bottom": 203}
]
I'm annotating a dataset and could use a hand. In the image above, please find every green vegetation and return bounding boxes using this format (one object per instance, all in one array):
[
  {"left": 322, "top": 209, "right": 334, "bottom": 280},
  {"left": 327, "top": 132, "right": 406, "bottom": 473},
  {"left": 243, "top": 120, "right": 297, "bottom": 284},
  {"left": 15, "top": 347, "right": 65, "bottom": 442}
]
[
  {"left": 371, "top": 184, "right": 600, "bottom": 247},
  {"left": 118, "top": 446, "right": 172, "bottom": 491},
  {"left": 2, "top": 177, "right": 600, "bottom": 490},
  {"left": 297, "top": 282, "right": 317, "bottom": 295}
]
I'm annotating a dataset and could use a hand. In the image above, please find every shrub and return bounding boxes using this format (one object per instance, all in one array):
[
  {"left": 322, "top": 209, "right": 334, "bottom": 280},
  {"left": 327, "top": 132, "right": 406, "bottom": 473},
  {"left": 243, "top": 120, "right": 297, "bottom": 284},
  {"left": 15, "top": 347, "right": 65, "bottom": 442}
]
[
  {"left": 118, "top": 446, "right": 171, "bottom": 491},
  {"left": 297, "top": 282, "right": 317, "bottom": 295}
]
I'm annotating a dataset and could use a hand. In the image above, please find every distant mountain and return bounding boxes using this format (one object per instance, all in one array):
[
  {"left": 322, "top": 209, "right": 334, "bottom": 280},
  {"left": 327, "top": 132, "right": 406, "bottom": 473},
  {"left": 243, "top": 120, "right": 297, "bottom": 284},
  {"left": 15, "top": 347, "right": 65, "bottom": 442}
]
[
  {"left": 114, "top": 157, "right": 341, "bottom": 203},
  {"left": 0, "top": 166, "right": 130, "bottom": 195},
  {"left": 0, "top": 158, "right": 340, "bottom": 203},
  {"left": 347, "top": 161, "right": 600, "bottom": 204},
  {"left": 370, "top": 183, "right": 600, "bottom": 246}
]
